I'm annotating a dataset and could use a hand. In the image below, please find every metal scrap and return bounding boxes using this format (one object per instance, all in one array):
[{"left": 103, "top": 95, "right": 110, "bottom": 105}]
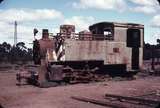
[
  {"left": 105, "top": 93, "right": 160, "bottom": 106},
  {"left": 71, "top": 96, "right": 128, "bottom": 108}
]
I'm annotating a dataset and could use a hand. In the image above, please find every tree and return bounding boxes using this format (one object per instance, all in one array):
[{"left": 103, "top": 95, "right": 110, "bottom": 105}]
[
  {"left": 15, "top": 42, "right": 28, "bottom": 62},
  {"left": 0, "top": 42, "right": 33, "bottom": 63},
  {"left": 0, "top": 42, "right": 12, "bottom": 62},
  {"left": 157, "top": 39, "right": 160, "bottom": 45}
]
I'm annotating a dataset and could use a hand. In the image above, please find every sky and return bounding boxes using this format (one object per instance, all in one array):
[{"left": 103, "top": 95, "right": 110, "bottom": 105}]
[{"left": 0, "top": 0, "right": 160, "bottom": 47}]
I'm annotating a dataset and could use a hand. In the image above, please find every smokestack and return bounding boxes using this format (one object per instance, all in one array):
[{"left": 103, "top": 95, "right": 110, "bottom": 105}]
[{"left": 42, "top": 29, "right": 49, "bottom": 39}]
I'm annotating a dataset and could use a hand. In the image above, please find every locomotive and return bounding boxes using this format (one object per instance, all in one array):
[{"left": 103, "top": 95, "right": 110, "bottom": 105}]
[{"left": 18, "top": 22, "right": 144, "bottom": 86}]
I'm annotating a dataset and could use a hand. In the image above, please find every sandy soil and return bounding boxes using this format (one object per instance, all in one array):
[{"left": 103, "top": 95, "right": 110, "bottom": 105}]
[{"left": 0, "top": 69, "right": 160, "bottom": 108}]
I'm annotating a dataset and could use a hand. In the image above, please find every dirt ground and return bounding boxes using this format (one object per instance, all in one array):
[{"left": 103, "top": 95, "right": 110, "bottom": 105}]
[{"left": 0, "top": 68, "right": 160, "bottom": 108}]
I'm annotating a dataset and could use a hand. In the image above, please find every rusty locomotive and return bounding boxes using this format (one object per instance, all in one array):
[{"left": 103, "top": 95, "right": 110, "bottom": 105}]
[{"left": 18, "top": 22, "right": 144, "bottom": 86}]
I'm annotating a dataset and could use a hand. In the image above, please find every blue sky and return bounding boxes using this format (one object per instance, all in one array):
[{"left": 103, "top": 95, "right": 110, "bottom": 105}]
[{"left": 0, "top": 0, "right": 160, "bottom": 47}]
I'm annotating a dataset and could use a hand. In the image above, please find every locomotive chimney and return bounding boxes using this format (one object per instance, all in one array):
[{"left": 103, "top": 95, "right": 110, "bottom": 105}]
[{"left": 42, "top": 29, "right": 49, "bottom": 39}]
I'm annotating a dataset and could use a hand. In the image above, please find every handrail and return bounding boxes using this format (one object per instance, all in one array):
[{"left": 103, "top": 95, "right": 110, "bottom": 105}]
[{"left": 51, "top": 33, "right": 114, "bottom": 41}]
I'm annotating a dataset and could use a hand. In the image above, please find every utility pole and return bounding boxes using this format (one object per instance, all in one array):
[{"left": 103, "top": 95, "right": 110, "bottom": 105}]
[{"left": 14, "top": 21, "right": 17, "bottom": 46}]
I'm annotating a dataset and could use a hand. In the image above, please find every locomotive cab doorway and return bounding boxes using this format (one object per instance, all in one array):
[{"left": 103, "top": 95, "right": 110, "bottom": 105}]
[
  {"left": 127, "top": 28, "right": 141, "bottom": 70},
  {"left": 132, "top": 48, "right": 139, "bottom": 69}
]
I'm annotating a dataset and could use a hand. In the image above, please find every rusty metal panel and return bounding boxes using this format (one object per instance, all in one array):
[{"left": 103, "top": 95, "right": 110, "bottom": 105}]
[
  {"left": 104, "top": 42, "right": 131, "bottom": 67},
  {"left": 79, "top": 30, "right": 92, "bottom": 40},
  {"left": 114, "top": 27, "right": 127, "bottom": 42},
  {"left": 65, "top": 39, "right": 106, "bottom": 61},
  {"left": 38, "top": 39, "right": 55, "bottom": 58}
]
